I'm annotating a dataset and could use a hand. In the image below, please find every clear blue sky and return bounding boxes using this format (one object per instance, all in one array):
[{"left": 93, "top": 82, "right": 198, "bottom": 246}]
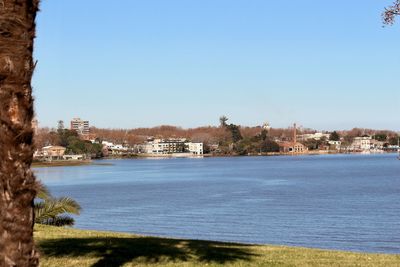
[{"left": 33, "top": 0, "right": 400, "bottom": 131}]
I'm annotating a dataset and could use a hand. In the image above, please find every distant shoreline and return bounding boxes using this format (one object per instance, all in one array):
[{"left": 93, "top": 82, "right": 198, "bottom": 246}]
[
  {"left": 32, "top": 160, "right": 114, "bottom": 168},
  {"left": 32, "top": 160, "right": 92, "bottom": 168},
  {"left": 134, "top": 150, "right": 393, "bottom": 158},
  {"left": 32, "top": 151, "right": 396, "bottom": 167}
]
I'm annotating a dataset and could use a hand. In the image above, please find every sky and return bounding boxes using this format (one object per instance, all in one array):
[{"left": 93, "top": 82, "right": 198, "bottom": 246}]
[{"left": 33, "top": 0, "right": 400, "bottom": 131}]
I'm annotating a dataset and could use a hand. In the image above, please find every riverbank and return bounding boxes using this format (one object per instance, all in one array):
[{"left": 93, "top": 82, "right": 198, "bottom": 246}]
[
  {"left": 35, "top": 225, "right": 399, "bottom": 267},
  {"left": 33, "top": 151, "right": 396, "bottom": 166},
  {"left": 32, "top": 160, "right": 114, "bottom": 168},
  {"left": 112, "top": 150, "right": 394, "bottom": 159},
  {"left": 32, "top": 160, "right": 92, "bottom": 167}
]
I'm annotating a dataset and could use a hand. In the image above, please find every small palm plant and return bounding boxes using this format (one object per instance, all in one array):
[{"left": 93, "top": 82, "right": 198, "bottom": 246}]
[{"left": 34, "top": 184, "right": 81, "bottom": 227}]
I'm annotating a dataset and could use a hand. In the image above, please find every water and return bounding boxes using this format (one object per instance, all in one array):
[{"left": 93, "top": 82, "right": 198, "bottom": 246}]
[{"left": 35, "top": 153, "right": 400, "bottom": 254}]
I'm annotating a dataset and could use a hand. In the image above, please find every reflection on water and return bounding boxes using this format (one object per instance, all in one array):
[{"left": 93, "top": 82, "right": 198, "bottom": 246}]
[{"left": 35, "top": 154, "right": 400, "bottom": 254}]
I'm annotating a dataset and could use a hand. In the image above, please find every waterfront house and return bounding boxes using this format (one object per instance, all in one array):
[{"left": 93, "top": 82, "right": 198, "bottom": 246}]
[
  {"left": 187, "top": 142, "right": 203, "bottom": 155},
  {"left": 101, "top": 140, "right": 130, "bottom": 155},
  {"left": 327, "top": 140, "right": 341, "bottom": 151},
  {"left": 278, "top": 142, "right": 308, "bottom": 154},
  {"left": 34, "top": 145, "right": 66, "bottom": 160},
  {"left": 350, "top": 136, "right": 372, "bottom": 151},
  {"left": 279, "top": 123, "right": 308, "bottom": 154}
]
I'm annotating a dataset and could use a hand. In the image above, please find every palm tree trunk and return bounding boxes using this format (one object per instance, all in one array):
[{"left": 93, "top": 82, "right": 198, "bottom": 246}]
[{"left": 0, "top": 0, "right": 40, "bottom": 266}]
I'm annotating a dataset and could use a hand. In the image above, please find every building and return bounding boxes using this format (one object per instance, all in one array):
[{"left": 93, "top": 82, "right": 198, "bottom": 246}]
[
  {"left": 34, "top": 145, "right": 66, "bottom": 160},
  {"left": 34, "top": 146, "right": 87, "bottom": 161},
  {"left": 140, "top": 138, "right": 203, "bottom": 155},
  {"left": 279, "top": 141, "right": 307, "bottom": 153},
  {"left": 70, "top": 118, "right": 90, "bottom": 135},
  {"left": 297, "top": 132, "right": 330, "bottom": 141},
  {"left": 141, "top": 138, "right": 187, "bottom": 154},
  {"left": 187, "top": 142, "right": 203, "bottom": 155},
  {"left": 328, "top": 140, "right": 341, "bottom": 150},
  {"left": 63, "top": 154, "right": 84, "bottom": 160},
  {"left": 351, "top": 136, "right": 372, "bottom": 151},
  {"left": 101, "top": 141, "right": 129, "bottom": 155},
  {"left": 42, "top": 146, "right": 66, "bottom": 157},
  {"left": 32, "top": 118, "right": 39, "bottom": 135},
  {"left": 278, "top": 123, "right": 308, "bottom": 154},
  {"left": 348, "top": 136, "right": 386, "bottom": 152}
]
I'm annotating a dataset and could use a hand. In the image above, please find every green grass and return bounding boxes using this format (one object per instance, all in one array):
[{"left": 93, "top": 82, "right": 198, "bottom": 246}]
[{"left": 34, "top": 225, "right": 400, "bottom": 267}]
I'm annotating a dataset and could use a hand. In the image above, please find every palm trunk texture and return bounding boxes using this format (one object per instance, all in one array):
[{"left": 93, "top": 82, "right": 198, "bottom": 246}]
[{"left": 0, "top": 0, "right": 39, "bottom": 266}]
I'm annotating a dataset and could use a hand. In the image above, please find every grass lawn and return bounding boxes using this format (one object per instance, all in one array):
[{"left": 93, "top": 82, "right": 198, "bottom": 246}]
[{"left": 34, "top": 225, "right": 400, "bottom": 267}]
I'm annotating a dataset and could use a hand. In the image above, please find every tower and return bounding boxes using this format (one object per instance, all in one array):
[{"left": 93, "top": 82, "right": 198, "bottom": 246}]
[{"left": 262, "top": 122, "right": 271, "bottom": 131}]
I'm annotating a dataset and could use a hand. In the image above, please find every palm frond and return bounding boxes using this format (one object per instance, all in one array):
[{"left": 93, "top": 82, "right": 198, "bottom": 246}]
[
  {"left": 43, "top": 215, "right": 75, "bottom": 227},
  {"left": 36, "top": 182, "right": 51, "bottom": 200},
  {"left": 53, "top": 197, "right": 81, "bottom": 215},
  {"left": 34, "top": 194, "right": 81, "bottom": 227}
]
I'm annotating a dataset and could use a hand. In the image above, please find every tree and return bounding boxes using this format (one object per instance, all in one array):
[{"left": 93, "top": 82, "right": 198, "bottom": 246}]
[
  {"left": 259, "top": 129, "right": 268, "bottom": 141},
  {"left": 303, "top": 139, "right": 323, "bottom": 150},
  {"left": 57, "top": 128, "right": 78, "bottom": 147},
  {"left": 227, "top": 124, "right": 243, "bottom": 143},
  {"left": 373, "top": 133, "right": 387, "bottom": 142},
  {"left": 260, "top": 139, "right": 280, "bottom": 153},
  {"left": 329, "top": 131, "right": 340, "bottom": 141},
  {"left": 389, "top": 136, "right": 400, "bottom": 145},
  {"left": 383, "top": 0, "right": 400, "bottom": 25},
  {"left": 219, "top": 115, "right": 228, "bottom": 128},
  {"left": 57, "top": 120, "right": 64, "bottom": 131},
  {"left": 0, "top": 1, "right": 40, "bottom": 266}
]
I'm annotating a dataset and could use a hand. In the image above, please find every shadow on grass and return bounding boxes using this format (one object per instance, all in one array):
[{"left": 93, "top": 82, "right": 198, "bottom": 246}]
[{"left": 38, "top": 236, "right": 256, "bottom": 266}]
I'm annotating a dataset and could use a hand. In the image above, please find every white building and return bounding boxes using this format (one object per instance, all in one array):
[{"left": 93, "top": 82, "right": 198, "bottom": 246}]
[
  {"left": 370, "top": 139, "right": 385, "bottom": 150},
  {"left": 297, "top": 132, "right": 330, "bottom": 141},
  {"left": 186, "top": 142, "right": 203, "bottom": 155},
  {"left": 351, "top": 136, "right": 372, "bottom": 151},
  {"left": 140, "top": 138, "right": 186, "bottom": 154},
  {"left": 140, "top": 138, "right": 203, "bottom": 155},
  {"left": 328, "top": 140, "right": 341, "bottom": 150},
  {"left": 101, "top": 141, "right": 128, "bottom": 155},
  {"left": 70, "top": 118, "right": 90, "bottom": 135}
]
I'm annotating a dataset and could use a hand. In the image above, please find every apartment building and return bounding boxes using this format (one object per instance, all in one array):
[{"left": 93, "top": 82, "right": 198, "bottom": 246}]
[
  {"left": 187, "top": 142, "right": 203, "bottom": 155},
  {"left": 70, "top": 118, "right": 90, "bottom": 135},
  {"left": 141, "top": 138, "right": 203, "bottom": 155}
]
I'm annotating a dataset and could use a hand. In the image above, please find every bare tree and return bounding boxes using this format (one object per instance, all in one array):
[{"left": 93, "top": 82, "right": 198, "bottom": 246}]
[
  {"left": 383, "top": 0, "right": 400, "bottom": 25},
  {"left": 0, "top": 0, "right": 40, "bottom": 266}
]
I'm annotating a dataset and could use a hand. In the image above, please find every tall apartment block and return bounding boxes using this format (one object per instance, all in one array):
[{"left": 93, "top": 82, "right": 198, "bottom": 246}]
[
  {"left": 32, "top": 118, "right": 39, "bottom": 135},
  {"left": 70, "top": 118, "right": 90, "bottom": 135}
]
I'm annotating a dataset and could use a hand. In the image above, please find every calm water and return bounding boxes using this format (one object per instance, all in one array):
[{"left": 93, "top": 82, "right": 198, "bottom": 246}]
[{"left": 35, "top": 154, "right": 400, "bottom": 254}]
